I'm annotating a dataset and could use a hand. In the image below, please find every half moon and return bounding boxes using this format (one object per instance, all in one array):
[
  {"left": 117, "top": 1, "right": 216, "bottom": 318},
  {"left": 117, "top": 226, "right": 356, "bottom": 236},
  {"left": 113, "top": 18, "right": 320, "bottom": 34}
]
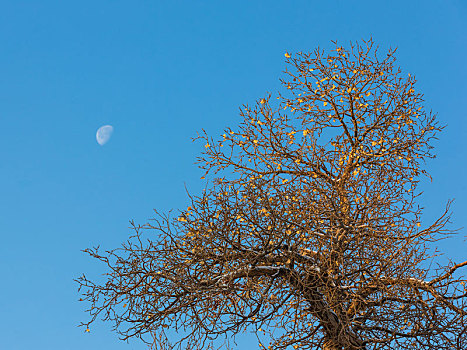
[{"left": 96, "top": 125, "right": 114, "bottom": 145}]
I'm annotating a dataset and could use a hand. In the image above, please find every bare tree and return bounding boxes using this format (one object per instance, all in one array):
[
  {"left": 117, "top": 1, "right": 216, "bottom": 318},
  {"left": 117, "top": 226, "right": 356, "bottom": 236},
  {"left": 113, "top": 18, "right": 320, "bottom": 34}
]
[{"left": 77, "top": 39, "right": 467, "bottom": 350}]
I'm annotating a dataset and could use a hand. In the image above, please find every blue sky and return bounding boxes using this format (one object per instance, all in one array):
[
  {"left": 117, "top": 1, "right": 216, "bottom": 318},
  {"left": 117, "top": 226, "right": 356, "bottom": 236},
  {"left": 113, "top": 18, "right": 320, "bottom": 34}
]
[{"left": 0, "top": 1, "right": 466, "bottom": 349}]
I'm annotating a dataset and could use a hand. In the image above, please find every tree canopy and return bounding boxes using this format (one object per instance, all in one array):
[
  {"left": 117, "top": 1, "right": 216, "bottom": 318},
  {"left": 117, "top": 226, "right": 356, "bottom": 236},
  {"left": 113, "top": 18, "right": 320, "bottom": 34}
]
[{"left": 77, "top": 39, "right": 467, "bottom": 350}]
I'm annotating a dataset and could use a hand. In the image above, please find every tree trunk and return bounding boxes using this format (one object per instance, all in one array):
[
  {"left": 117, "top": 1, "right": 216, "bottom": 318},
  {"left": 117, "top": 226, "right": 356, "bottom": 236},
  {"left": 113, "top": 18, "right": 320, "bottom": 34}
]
[{"left": 322, "top": 338, "right": 341, "bottom": 350}]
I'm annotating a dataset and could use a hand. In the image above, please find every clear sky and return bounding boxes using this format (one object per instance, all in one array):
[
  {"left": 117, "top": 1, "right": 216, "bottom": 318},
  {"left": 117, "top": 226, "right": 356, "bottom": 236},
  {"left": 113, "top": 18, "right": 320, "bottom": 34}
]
[{"left": 1, "top": 1, "right": 466, "bottom": 349}]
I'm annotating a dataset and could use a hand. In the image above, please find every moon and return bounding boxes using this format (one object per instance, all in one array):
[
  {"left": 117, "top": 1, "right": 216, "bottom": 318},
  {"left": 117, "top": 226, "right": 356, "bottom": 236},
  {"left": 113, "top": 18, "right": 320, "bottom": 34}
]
[{"left": 96, "top": 125, "right": 114, "bottom": 145}]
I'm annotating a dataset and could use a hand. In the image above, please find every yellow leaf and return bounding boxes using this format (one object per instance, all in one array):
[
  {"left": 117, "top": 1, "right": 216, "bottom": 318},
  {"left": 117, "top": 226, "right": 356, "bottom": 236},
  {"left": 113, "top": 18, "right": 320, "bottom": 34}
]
[
  {"left": 417, "top": 223, "right": 421, "bottom": 227},
  {"left": 285, "top": 52, "right": 291, "bottom": 58},
  {"left": 260, "top": 99, "right": 265, "bottom": 104},
  {"left": 123, "top": 303, "right": 127, "bottom": 307},
  {"left": 366, "top": 92, "right": 371, "bottom": 96},
  {"left": 323, "top": 101, "right": 328, "bottom": 106},
  {"left": 253, "top": 140, "right": 258, "bottom": 144},
  {"left": 86, "top": 328, "right": 90, "bottom": 332},
  {"left": 353, "top": 70, "right": 357, "bottom": 74},
  {"left": 205, "top": 143, "right": 210, "bottom": 148}
]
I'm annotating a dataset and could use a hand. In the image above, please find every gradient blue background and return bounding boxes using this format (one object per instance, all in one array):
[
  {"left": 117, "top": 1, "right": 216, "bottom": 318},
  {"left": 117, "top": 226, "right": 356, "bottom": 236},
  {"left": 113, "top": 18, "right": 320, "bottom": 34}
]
[{"left": 1, "top": 1, "right": 465, "bottom": 349}]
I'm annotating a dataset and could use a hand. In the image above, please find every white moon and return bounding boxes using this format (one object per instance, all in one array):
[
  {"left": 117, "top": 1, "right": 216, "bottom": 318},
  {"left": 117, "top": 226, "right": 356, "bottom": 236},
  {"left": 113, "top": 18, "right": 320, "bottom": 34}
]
[{"left": 96, "top": 125, "right": 114, "bottom": 145}]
